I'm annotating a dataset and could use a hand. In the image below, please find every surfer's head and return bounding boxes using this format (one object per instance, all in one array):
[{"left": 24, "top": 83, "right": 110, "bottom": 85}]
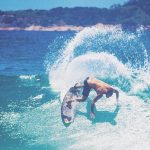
[{"left": 106, "top": 89, "right": 113, "bottom": 98}]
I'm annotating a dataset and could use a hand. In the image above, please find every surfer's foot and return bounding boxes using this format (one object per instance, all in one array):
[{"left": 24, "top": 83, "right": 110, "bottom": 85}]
[
  {"left": 116, "top": 102, "right": 121, "bottom": 107},
  {"left": 90, "top": 112, "right": 95, "bottom": 119}
]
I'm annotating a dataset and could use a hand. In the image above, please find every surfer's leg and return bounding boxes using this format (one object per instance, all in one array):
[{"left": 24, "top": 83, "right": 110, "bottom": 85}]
[
  {"left": 90, "top": 94, "right": 103, "bottom": 119},
  {"left": 81, "top": 83, "right": 91, "bottom": 102}
]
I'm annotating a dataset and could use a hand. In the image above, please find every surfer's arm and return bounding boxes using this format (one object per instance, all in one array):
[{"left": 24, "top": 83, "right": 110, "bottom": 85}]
[
  {"left": 90, "top": 94, "right": 103, "bottom": 118},
  {"left": 113, "top": 89, "right": 119, "bottom": 103}
]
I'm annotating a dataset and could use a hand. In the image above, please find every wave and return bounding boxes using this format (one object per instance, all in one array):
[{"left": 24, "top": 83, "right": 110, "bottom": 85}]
[
  {"left": 1, "top": 93, "right": 149, "bottom": 150},
  {"left": 31, "top": 94, "right": 44, "bottom": 101},
  {"left": 0, "top": 74, "right": 52, "bottom": 112},
  {"left": 19, "top": 75, "right": 38, "bottom": 80},
  {"left": 47, "top": 25, "right": 150, "bottom": 101},
  {"left": 1, "top": 25, "right": 150, "bottom": 150}
]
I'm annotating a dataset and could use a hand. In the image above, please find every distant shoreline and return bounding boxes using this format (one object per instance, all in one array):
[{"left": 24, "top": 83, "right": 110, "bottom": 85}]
[
  {"left": 0, "top": 24, "right": 150, "bottom": 31},
  {"left": 0, "top": 25, "right": 84, "bottom": 31},
  {"left": 0, "top": 24, "right": 117, "bottom": 31}
]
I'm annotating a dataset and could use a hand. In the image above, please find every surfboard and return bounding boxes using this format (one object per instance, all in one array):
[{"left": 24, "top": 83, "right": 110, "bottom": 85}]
[{"left": 61, "top": 87, "right": 80, "bottom": 126}]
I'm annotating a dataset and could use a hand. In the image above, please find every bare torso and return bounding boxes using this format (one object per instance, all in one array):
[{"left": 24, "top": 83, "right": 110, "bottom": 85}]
[{"left": 87, "top": 77, "right": 113, "bottom": 94}]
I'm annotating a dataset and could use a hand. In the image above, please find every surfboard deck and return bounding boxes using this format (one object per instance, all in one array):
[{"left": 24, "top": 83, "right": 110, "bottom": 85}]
[{"left": 61, "top": 87, "right": 80, "bottom": 126}]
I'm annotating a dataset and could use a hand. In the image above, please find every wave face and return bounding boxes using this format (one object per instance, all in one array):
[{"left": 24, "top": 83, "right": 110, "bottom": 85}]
[
  {"left": 48, "top": 26, "right": 150, "bottom": 101},
  {"left": 42, "top": 26, "right": 150, "bottom": 149},
  {"left": 0, "top": 27, "right": 150, "bottom": 150}
]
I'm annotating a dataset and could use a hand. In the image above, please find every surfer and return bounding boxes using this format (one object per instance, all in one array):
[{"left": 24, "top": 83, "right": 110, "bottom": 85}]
[{"left": 74, "top": 77, "right": 119, "bottom": 119}]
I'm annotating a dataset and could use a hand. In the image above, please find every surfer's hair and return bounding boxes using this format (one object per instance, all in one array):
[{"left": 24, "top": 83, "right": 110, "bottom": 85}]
[{"left": 106, "top": 89, "right": 113, "bottom": 97}]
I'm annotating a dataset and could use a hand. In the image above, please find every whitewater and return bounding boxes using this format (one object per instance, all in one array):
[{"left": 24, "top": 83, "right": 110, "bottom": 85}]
[{"left": 0, "top": 25, "right": 150, "bottom": 150}]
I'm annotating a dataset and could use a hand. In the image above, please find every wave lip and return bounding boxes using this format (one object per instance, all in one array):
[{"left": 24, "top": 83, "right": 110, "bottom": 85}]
[
  {"left": 48, "top": 25, "right": 149, "bottom": 102},
  {"left": 32, "top": 94, "right": 43, "bottom": 101}
]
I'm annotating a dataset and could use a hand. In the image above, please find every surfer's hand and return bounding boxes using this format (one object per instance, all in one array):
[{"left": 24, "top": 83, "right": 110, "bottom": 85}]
[
  {"left": 74, "top": 83, "right": 84, "bottom": 88},
  {"left": 74, "top": 83, "right": 78, "bottom": 88},
  {"left": 90, "top": 112, "right": 95, "bottom": 119}
]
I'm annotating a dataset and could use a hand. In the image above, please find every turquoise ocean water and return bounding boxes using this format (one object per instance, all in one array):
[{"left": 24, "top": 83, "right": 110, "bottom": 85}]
[{"left": 0, "top": 26, "right": 150, "bottom": 150}]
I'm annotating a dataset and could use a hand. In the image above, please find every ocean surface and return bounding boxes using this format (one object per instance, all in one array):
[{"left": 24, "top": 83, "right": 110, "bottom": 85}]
[{"left": 0, "top": 26, "right": 150, "bottom": 150}]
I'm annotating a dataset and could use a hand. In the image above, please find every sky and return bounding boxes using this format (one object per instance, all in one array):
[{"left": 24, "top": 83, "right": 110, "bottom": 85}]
[{"left": 0, "top": 0, "right": 128, "bottom": 11}]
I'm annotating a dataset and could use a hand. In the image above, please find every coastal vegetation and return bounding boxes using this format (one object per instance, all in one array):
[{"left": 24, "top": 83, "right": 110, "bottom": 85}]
[{"left": 0, "top": 0, "right": 149, "bottom": 28}]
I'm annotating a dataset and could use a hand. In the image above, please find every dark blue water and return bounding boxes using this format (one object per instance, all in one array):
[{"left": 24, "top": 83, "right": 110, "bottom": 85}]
[
  {"left": 0, "top": 31, "right": 75, "bottom": 75},
  {"left": 0, "top": 28, "right": 150, "bottom": 150},
  {"left": 0, "top": 31, "right": 73, "bottom": 150}
]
